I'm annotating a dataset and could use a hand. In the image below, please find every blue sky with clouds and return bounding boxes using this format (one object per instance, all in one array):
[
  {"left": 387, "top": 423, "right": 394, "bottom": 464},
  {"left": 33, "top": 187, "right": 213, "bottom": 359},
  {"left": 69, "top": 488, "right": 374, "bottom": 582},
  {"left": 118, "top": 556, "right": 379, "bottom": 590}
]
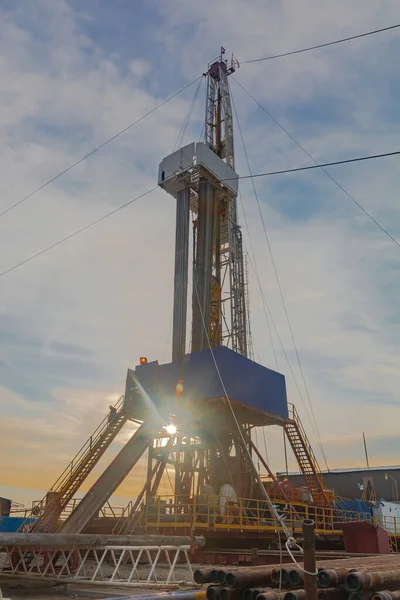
[{"left": 1, "top": 0, "right": 400, "bottom": 506}]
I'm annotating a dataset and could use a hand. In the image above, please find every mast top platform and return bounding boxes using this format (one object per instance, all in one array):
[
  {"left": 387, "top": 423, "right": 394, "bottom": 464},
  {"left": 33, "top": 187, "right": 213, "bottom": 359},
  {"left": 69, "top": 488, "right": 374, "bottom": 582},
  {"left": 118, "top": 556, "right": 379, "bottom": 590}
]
[
  {"left": 205, "top": 46, "right": 239, "bottom": 80},
  {"left": 158, "top": 141, "right": 238, "bottom": 200}
]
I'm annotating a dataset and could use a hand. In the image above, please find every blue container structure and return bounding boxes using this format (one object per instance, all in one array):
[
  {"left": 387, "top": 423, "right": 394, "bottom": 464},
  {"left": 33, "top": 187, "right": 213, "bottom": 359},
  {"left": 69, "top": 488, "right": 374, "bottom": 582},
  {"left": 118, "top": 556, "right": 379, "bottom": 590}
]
[
  {"left": 125, "top": 346, "right": 288, "bottom": 429},
  {"left": 335, "top": 498, "right": 373, "bottom": 521},
  {"left": 0, "top": 517, "right": 36, "bottom": 532}
]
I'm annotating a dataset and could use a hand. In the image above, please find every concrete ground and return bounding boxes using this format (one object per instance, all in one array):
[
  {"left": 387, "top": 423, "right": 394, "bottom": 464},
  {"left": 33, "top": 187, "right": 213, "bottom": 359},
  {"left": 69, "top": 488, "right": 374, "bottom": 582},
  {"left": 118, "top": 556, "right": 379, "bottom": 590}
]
[
  {"left": 0, "top": 562, "right": 201, "bottom": 599},
  {"left": 1, "top": 582, "right": 200, "bottom": 600}
]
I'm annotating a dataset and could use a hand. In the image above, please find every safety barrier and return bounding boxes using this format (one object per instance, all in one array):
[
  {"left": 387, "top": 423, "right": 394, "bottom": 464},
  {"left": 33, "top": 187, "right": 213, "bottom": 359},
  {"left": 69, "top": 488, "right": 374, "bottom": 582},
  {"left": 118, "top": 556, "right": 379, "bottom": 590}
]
[{"left": 140, "top": 494, "right": 400, "bottom": 537}]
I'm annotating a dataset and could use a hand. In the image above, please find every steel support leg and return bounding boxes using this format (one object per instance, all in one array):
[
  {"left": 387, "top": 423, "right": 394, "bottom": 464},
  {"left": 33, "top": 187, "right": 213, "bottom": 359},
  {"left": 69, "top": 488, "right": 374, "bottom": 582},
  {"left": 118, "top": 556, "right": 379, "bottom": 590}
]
[
  {"left": 59, "top": 423, "right": 150, "bottom": 533},
  {"left": 172, "top": 188, "right": 190, "bottom": 363}
]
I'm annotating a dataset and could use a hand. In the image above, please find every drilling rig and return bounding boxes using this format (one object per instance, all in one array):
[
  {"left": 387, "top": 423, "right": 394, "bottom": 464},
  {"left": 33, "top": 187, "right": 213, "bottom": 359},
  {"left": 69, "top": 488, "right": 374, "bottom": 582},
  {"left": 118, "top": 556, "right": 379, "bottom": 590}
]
[{"left": 30, "top": 49, "right": 331, "bottom": 542}]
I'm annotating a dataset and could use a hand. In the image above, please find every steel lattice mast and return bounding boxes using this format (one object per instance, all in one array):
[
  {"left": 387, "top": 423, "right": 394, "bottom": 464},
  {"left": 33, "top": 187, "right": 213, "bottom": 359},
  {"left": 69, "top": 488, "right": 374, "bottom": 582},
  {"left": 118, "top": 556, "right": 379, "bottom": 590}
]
[{"left": 159, "top": 47, "right": 248, "bottom": 362}]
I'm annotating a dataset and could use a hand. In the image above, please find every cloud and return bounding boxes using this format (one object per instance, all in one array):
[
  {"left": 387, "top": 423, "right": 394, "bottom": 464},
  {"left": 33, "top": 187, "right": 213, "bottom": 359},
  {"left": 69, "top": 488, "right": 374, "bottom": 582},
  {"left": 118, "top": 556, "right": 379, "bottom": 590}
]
[
  {"left": 1, "top": 0, "right": 400, "bottom": 508},
  {"left": 130, "top": 59, "right": 151, "bottom": 78}
]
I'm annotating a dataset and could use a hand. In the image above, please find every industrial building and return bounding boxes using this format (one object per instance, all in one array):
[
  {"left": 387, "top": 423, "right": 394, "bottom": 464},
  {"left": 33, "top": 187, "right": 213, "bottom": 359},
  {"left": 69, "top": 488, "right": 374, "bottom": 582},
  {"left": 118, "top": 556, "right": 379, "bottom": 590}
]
[{"left": 277, "top": 466, "right": 400, "bottom": 502}]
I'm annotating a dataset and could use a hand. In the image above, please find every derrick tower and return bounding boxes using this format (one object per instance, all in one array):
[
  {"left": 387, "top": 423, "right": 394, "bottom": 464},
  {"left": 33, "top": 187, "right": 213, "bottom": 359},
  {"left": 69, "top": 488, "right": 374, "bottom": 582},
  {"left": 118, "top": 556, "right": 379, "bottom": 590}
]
[
  {"left": 29, "top": 50, "right": 330, "bottom": 538},
  {"left": 161, "top": 49, "right": 247, "bottom": 361}
]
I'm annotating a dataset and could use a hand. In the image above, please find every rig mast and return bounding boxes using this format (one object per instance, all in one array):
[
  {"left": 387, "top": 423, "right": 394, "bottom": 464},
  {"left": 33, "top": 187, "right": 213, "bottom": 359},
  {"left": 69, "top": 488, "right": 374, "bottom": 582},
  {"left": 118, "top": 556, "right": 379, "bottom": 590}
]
[
  {"left": 27, "top": 49, "right": 331, "bottom": 539},
  {"left": 159, "top": 48, "right": 247, "bottom": 362}
]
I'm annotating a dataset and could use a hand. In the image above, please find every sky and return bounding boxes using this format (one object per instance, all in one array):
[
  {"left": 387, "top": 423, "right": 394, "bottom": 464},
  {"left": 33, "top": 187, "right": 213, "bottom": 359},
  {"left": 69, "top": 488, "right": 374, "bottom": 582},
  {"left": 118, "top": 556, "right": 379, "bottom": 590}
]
[{"left": 1, "top": 0, "right": 400, "bottom": 508}]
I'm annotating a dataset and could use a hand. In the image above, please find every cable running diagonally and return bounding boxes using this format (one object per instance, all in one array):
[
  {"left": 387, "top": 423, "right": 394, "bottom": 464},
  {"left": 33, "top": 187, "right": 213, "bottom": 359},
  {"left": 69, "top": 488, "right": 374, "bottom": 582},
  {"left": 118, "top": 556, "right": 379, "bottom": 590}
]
[
  {"left": 192, "top": 274, "right": 295, "bottom": 543},
  {"left": 0, "top": 186, "right": 159, "bottom": 280},
  {"left": 242, "top": 23, "right": 400, "bottom": 63},
  {"left": 0, "top": 77, "right": 201, "bottom": 220},
  {"left": 173, "top": 77, "right": 204, "bottom": 152},
  {"left": 243, "top": 240, "right": 310, "bottom": 410},
  {"left": 232, "top": 77, "right": 400, "bottom": 250},
  {"left": 231, "top": 90, "right": 329, "bottom": 471},
  {"left": 231, "top": 151, "right": 400, "bottom": 181},
  {"left": 237, "top": 190, "right": 279, "bottom": 371},
  {"left": 3, "top": 149, "right": 400, "bottom": 281}
]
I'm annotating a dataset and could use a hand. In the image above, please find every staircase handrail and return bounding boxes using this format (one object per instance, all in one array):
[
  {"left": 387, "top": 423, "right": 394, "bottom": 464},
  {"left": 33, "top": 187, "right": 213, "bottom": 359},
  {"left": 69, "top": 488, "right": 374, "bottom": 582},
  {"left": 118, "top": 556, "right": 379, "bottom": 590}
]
[
  {"left": 286, "top": 402, "right": 331, "bottom": 505},
  {"left": 30, "top": 395, "right": 128, "bottom": 523},
  {"left": 48, "top": 395, "right": 125, "bottom": 495}
]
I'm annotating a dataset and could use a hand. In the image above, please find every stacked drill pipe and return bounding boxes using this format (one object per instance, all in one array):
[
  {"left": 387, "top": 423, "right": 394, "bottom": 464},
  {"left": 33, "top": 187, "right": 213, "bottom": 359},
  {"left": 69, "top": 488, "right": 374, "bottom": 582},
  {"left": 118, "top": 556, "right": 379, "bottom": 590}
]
[{"left": 195, "top": 554, "right": 400, "bottom": 600}]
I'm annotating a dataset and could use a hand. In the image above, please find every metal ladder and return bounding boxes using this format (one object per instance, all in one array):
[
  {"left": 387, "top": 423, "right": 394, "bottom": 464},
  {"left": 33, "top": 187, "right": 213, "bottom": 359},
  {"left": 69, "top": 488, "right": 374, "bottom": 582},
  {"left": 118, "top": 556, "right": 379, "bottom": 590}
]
[
  {"left": 31, "top": 395, "right": 132, "bottom": 532},
  {"left": 284, "top": 403, "right": 331, "bottom": 507}
]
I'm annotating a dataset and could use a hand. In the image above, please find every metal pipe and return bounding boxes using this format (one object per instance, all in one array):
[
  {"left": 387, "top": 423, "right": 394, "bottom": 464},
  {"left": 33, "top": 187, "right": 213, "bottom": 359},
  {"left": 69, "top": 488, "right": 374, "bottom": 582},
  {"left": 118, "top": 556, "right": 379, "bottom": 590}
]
[
  {"left": 257, "top": 593, "right": 286, "bottom": 600},
  {"left": 0, "top": 532, "right": 205, "bottom": 548},
  {"left": 288, "top": 569, "right": 304, "bottom": 587},
  {"left": 317, "top": 589, "right": 348, "bottom": 600},
  {"left": 276, "top": 558, "right": 400, "bottom": 590},
  {"left": 172, "top": 187, "right": 190, "bottom": 362},
  {"left": 318, "top": 568, "right": 350, "bottom": 588},
  {"left": 105, "top": 592, "right": 206, "bottom": 600},
  {"left": 207, "top": 587, "right": 223, "bottom": 600},
  {"left": 347, "top": 566, "right": 400, "bottom": 578},
  {"left": 372, "top": 592, "right": 400, "bottom": 600},
  {"left": 284, "top": 591, "right": 306, "bottom": 600},
  {"left": 225, "top": 567, "right": 276, "bottom": 588},
  {"left": 303, "top": 519, "right": 317, "bottom": 600},
  {"left": 223, "top": 557, "right": 400, "bottom": 593},
  {"left": 349, "top": 593, "right": 375, "bottom": 600},
  {"left": 253, "top": 589, "right": 274, "bottom": 600},
  {"left": 318, "top": 563, "right": 398, "bottom": 590},
  {"left": 218, "top": 570, "right": 228, "bottom": 584},
  {"left": 347, "top": 570, "right": 400, "bottom": 592},
  {"left": 212, "top": 571, "right": 222, "bottom": 584},
  {"left": 220, "top": 589, "right": 243, "bottom": 600},
  {"left": 271, "top": 570, "right": 289, "bottom": 586},
  {"left": 194, "top": 569, "right": 216, "bottom": 584},
  {"left": 192, "top": 179, "right": 214, "bottom": 352},
  {"left": 245, "top": 588, "right": 274, "bottom": 600},
  {"left": 287, "top": 555, "right": 400, "bottom": 574},
  {"left": 277, "top": 568, "right": 324, "bottom": 585}
]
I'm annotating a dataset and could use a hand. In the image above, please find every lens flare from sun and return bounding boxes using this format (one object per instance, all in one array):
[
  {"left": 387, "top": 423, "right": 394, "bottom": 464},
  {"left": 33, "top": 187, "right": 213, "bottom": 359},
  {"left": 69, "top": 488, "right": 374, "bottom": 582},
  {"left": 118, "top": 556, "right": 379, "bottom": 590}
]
[{"left": 164, "top": 424, "right": 177, "bottom": 435}]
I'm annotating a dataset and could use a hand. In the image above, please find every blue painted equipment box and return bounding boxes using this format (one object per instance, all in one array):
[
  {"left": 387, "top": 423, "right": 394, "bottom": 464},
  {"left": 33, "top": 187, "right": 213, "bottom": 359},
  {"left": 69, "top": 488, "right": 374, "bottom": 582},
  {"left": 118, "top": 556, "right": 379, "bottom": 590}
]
[
  {"left": 0, "top": 517, "right": 36, "bottom": 532},
  {"left": 125, "top": 346, "right": 288, "bottom": 428}
]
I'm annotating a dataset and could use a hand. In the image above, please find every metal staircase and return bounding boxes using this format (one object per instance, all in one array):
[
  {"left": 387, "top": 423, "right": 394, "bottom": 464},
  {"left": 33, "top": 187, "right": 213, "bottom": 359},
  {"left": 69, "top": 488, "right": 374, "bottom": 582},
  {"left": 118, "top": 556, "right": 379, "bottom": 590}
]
[
  {"left": 373, "top": 516, "right": 398, "bottom": 553},
  {"left": 30, "top": 394, "right": 132, "bottom": 532},
  {"left": 284, "top": 403, "right": 331, "bottom": 507},
  {"left": 59, "top": 422, "right": 151, "bottom": 534}
]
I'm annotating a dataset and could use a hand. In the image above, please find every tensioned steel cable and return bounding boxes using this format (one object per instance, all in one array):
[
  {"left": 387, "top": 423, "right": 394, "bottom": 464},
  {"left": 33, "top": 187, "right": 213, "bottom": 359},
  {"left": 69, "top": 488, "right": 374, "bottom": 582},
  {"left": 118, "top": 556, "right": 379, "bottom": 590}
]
[
  {"left": 191, "top": 273, "right": 295, "bottom": 543},
  {"left": 238, "top": 190, "right": 279, "bottom": 371},
  {"left": 231, "top": 90, "right": 329, "bottom": 471},
  {"left": 0, "top": 76, "right": 202, "bottom": 220},
  {"left": 173, "top": 77, "right": 204, "bottom": 151},
  {"left": 243, "top": 240, "right": 315, "bottom": 434},
  {"left": 0, "top": 186, "right": 159, "bottom": 279},
  {"left": 229, "top": 151, "right": 400, "bottom": 181},
  {"left": 242, "top": 23, "right": 400, "bottom": 64},
  {"left": 231, "top": 85, "right": 400, "bottom": 468},
  {"left": 232, "top": 76, "right": 400, "bottom": 250},
  {"left": 2, "top": 147, "right": 400, "bottom": 280}
]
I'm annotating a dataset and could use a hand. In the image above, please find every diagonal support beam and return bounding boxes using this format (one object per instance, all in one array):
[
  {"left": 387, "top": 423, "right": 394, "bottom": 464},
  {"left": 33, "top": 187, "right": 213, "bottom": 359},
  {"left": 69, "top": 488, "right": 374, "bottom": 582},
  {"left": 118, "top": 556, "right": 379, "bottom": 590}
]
[{"left": 59, "top": 423, "right": 151, "bottom": 534}]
